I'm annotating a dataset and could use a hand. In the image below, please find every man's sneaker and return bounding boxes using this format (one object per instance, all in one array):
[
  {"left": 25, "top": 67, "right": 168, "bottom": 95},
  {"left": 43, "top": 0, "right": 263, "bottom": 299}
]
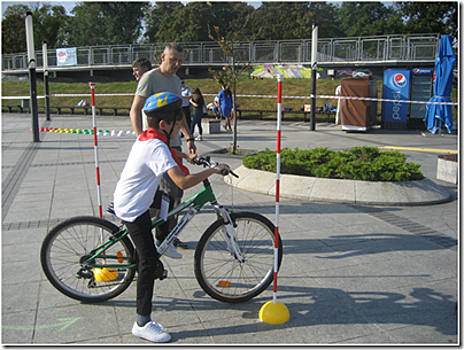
[
  {"left": 132, "top": 321, "right": 171, "bottom": 343},
  {"left": 195, "top": 135, "right": 202, "bottom": 141},
  {"left": 156, "top": 240, "right": 182, "bottom": 259},
  {"left": 173, "top": 238, "right": 188, "bottom": 249}
]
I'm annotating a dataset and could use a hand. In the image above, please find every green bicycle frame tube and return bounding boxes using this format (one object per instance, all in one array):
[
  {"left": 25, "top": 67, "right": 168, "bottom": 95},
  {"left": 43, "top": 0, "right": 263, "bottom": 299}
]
[{"left": 86, "top": 181, "right": 217, "bottom": 268}]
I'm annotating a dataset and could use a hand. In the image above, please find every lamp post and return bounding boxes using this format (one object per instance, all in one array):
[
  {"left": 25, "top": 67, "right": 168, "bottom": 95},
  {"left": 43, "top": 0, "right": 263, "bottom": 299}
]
[
  {"left": 43, "top": 41, "right": 50, "bottom": 121},
  {"left": 25, "top": 12, "right": 40, "bottom": 142},
  {"left": 310, "top": 24, "right": 318, "bottom": 132}
]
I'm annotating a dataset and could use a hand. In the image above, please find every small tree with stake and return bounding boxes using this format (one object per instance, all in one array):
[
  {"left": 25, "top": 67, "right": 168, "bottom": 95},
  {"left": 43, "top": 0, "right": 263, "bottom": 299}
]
[{"left": 206, "top": 2, "right": 261, "bottom": 154}]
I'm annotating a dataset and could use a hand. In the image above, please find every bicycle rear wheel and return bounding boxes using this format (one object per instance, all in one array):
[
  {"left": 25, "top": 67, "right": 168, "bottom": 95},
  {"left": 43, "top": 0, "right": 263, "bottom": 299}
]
[
  {"left": 40, "top": 216, "right": 136, "bottom": 303},
  {"left": 194, "top": 211, "right": 282, "bottom": 303}
]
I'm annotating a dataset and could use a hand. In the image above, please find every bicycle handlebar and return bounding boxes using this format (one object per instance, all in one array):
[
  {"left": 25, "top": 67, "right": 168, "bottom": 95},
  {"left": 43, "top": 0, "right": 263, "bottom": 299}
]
[{"left": 193, "top": 156, "right": 239, "bottom": 178}]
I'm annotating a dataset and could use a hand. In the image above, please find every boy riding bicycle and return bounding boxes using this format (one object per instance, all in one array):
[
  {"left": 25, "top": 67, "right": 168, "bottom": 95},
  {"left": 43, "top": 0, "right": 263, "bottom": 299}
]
[{"left": 113, "top": 92, "right": 230, "bottom": 343}]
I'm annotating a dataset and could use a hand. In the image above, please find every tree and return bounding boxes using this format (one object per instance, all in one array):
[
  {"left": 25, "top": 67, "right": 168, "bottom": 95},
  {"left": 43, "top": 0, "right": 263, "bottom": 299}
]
[
  {"left": 252, "top": 2, "right": 312, "bottom": 40},
  {"left": 207, "top": 2, "right": 260, "bottom": 154},
  {"left": 337, "top": 2, "right": 404, "bottom": 37},
  {"left": 143, "top": 2, "right": 184, "bottom": 42},
  {"left": 67, "top": 2, "right": 149, "bottom": 46},
  {"left": 173, "top": 2, "right": 213, "bottom": 41},
  {"left": 144, "top": 2, "right": 256, "bottom": 43},
  {"left": 2, "top": 4, "right": 29, "bottom": 54},
  {"left": 31, "top": 4, "right": 68, "bottom": 48},
  {"left": 396, "top": 2, "right": 458, "bottom": 41},
  {"left": 2, "top": 3, "right": 69, "bottom": 54},
  {"left": 99, "top": 2, "right": 149, "bottom": 44},
  {"left": 249, "top": 2, "right": 342, "bottom": 40},
  {"left": 307, "top": 2, "right": 344, "bottom": 38},
  {"left": 67, "top": 2, "right": 108, "bottom": 46}
]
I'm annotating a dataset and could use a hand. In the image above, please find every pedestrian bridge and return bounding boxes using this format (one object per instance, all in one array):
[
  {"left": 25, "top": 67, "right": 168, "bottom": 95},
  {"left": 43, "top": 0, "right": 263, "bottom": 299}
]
[{"left": 2, "top": 33, "right": 440, "bottom": 77}]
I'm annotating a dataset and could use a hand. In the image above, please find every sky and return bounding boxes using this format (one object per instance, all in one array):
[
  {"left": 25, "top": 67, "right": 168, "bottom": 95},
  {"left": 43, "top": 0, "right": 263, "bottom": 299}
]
[{"left": 2, "top": 1, "right": 263, "bottom": 16}]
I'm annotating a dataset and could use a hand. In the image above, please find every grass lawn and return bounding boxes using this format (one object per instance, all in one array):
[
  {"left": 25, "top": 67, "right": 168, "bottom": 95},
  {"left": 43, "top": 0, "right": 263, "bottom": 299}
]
[{"left": 2, "top": 78, "right": 458, "bottom": 121}]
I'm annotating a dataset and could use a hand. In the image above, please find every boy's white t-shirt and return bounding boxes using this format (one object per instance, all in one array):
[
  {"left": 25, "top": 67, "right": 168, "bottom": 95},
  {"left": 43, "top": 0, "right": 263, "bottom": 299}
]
[{"left": 113, "top": 138, "right": 178, "bottom": 222}]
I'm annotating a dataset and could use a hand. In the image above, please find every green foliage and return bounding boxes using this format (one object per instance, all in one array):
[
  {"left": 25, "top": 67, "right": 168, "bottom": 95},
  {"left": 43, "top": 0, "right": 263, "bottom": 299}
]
[
  {"left": 396, "top": 2, "right": 458, "bottom": 39},
  {"left": 243, "top": 146, "right": 424, "bottom": 182},
  {"left": 338, "top": 2, "right": 402, "bottom": 37},
  {"left": 1, "top": 5, "right": 29, "bottom": 54},
  {"left": 67, "top": 2, "right": 149, "bottom": 46},
  {"left": 1, "top": 4, "right": 68, "bottom": 53}
]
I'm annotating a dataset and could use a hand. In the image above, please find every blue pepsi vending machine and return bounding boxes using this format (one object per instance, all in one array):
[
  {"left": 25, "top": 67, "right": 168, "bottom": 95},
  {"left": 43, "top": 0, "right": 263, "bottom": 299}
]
[{"left": 382, "top": 69, "right": 410, "bottom": 129}]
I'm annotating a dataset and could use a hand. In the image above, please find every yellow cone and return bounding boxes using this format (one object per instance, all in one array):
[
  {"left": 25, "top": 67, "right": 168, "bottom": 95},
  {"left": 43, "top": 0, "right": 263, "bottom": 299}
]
[
  {"left": 94, "top": 267, "right": 119, "bottom": 282},
  {"left": 259, "top": 301, "right": 290, "bottom": 325}
]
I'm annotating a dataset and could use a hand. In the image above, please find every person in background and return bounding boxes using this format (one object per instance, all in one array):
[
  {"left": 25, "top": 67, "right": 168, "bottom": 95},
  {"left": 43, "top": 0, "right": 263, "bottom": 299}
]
[
  {"left": 189, "top": 87, "right": 205, "bottom": 141},
  {"left": 217, "top": 84, "right": 233, "bottom": 131},
  {"left": 212, "top": 93, "right": 221, "bottom": 119},
  {"left": 180, "top": 80, "right": 193, "bottom": 133},
  {"left": 129, "top": 43, "right": 195, "bottom": 255},
  {"left": 132, "top": 58, "right": 152, "bottom": 82}
]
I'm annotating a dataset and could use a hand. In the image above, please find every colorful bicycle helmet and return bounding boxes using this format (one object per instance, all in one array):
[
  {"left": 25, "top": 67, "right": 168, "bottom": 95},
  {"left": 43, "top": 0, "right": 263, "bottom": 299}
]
[{"left": 143, "top": 92, "right": 182, "bottom": 116}]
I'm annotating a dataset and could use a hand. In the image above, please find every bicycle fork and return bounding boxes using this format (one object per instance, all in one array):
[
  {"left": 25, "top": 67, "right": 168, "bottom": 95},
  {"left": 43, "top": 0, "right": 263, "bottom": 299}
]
[{"left": 212, "top": 203, "right": 246, "bottom": 263}]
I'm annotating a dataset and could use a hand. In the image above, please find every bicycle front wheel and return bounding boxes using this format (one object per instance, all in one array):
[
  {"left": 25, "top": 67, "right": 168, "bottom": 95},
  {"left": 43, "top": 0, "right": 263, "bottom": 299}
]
[
  {"left": 194, "top": 211, "right": 282, "bottom": 303},
  {"left": 40, "top": 216, "right": 136, "bottom": 303}
]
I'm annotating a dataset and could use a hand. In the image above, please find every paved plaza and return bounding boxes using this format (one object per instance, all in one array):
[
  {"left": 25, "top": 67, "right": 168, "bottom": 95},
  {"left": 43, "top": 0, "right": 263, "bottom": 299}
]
[{"left": 2, "top": 112, "right": 458, "bottom": 345}]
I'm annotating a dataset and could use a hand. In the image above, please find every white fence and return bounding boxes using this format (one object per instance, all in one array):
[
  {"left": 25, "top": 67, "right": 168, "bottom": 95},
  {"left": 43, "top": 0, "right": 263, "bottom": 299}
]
[{"left": 2, "top": 33, "right": 440, "bottom": 72}]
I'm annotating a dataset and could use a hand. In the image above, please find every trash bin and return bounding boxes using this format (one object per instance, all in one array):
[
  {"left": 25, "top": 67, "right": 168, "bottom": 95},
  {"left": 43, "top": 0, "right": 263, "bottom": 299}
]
[
  {"left": 339, "top": 76, "right": 378, "bottom": 132},
  {"left": 21, "top": 99, "right": 29, "bottom": 109}
]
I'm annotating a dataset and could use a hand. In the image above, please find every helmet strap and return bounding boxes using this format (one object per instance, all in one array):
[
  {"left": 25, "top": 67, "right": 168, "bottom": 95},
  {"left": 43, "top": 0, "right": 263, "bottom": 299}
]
[
  {"left": 162, "top": 130, "right": 170, "bottom": 146},
  {"left": 164, "top": 122, "right": 176, "bottom": 146}
]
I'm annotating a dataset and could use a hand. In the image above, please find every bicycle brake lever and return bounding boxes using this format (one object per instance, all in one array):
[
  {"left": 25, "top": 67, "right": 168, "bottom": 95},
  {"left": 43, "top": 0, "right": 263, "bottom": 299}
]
[{"left": 222, "top": 169, "right": 239, "bottom": 178}]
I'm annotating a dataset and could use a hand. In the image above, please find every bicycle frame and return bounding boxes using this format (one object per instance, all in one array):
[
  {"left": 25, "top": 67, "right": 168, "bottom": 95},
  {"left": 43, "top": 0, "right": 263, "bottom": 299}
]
[{"left": 85, "top": 178, "right": 245, "bottom": 269}]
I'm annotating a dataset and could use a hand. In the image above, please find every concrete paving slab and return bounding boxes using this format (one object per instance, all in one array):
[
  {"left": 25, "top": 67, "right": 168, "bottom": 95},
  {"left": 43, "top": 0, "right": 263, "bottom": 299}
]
[
  {"left": 33, "top": 304, "right": 121, "bottom": 343},
  {"left": 2, "top": 311, "right": 37, "bottom": 344},
  {"left": 387, "top": 322, "right": 457, "bottom": 344}
]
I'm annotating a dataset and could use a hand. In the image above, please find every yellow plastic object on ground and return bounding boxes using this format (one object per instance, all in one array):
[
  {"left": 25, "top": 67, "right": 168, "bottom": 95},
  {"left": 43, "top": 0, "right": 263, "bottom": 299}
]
[
  {"left": 259, "top": 301, "right": 290, "bottom": 325},
  {"left": 93, "top": 267, "right": 119, "bottom": 282}
]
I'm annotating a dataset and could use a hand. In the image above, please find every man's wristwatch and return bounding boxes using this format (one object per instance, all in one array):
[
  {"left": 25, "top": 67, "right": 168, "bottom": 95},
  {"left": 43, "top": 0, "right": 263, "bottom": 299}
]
[{"left": 186, "top": 138, "right": 195, "bottom": 142}]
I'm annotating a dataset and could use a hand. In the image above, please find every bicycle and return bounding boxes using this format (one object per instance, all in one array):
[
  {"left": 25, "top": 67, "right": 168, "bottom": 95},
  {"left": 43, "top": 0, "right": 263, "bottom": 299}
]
[{"left": 40, "top": 156, "right": 283, "bottom": 304}]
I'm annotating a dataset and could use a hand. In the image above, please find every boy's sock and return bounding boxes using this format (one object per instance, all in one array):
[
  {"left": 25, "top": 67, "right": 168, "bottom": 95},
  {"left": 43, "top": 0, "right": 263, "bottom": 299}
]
[{"left": 137, "top": 314, "right": 151, "bottom": 327}]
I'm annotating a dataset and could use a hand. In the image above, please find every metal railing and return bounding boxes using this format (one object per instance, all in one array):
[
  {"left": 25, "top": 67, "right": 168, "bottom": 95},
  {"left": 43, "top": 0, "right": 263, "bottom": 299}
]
[{"left": 2, "top": 33, "right": 440, "bottom": 72}]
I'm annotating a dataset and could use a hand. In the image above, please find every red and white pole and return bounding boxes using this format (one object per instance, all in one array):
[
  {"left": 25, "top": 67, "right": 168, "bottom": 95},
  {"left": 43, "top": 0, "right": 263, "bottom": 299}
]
[
  {"left": 89, "top": 83, "right": 103, "bottom": 218},
  {"left": 258, "top": 74, "right": 290, "bottom": 325},
  {"left": 273, "top": 74, "right": 283, "bottom": 304}
]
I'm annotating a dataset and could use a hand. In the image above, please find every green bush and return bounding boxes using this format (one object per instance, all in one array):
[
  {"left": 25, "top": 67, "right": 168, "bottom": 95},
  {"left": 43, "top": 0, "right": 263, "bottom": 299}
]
[{"left": 242, "top": 146, "right": 424, "bottom": 182}]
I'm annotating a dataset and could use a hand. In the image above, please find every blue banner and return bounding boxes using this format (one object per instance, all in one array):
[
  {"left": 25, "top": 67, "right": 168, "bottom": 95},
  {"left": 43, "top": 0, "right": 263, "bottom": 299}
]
[{"left": 56, "top": 48, "right": 77, "bottom": 66}]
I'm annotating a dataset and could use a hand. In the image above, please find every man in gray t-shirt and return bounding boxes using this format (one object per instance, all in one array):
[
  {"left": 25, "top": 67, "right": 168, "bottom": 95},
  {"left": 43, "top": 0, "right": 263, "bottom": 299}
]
[
  {"left": 129, "top": 43, "right": 196, "bottom": 254},
  {"left": 136, "top": 69, "right": 184, "bottom": 147},
  {"left": 130, "top": 44, "right": 196, "bottom": 151}
]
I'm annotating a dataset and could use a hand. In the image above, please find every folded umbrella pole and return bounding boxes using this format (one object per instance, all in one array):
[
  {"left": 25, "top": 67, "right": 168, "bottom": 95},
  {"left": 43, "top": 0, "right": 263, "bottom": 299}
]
[{"left": 424, "top": 35, "right": 456, "bottom": 134}]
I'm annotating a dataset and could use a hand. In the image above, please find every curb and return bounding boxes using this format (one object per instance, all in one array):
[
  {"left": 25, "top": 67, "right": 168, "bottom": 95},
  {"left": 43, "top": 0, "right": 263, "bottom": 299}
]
[{"left": 225, "top": 165, "right": 451, "bottom": 206}]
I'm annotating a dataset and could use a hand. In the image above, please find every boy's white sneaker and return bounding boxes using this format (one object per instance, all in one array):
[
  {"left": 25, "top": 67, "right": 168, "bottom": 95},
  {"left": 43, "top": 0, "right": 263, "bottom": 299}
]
[
  {"left": 132, "top": 321, "right": 171, "bottom": 343},
  {"left": 156, "top": 241, "right": 182, "bottom": 259}
]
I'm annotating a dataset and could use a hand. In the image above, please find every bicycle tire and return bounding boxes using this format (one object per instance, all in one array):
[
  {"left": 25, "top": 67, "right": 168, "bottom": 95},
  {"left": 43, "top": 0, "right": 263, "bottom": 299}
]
[
  {"left": 40, "top": 216, "right": 136, "bottom": 303},
  {"left": 194, "top": 211, "right": 282, "bottom": 303}
]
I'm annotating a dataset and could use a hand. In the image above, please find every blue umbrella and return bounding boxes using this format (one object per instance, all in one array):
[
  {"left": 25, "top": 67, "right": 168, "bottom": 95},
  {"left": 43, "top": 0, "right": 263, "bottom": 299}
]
[{"left": 424, "top": 35, "right": 456, "bottom": 134}]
